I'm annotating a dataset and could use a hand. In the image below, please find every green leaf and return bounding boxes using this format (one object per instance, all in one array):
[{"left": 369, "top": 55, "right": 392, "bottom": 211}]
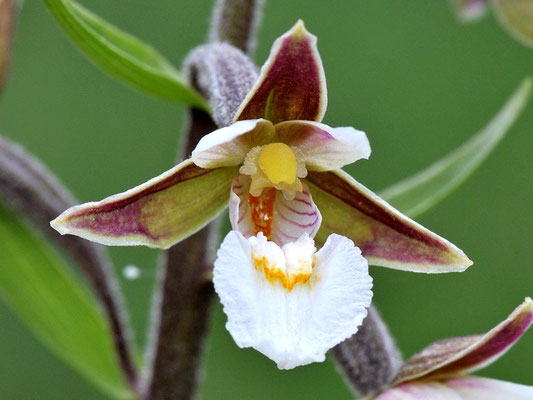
[
  {"left": 43, "top": 0, "right": 209, "bottom": 110},
  {"left": 379, "top": 77, "right": 532, "bottom": 218},
  {"left": 0, "top": 202, "right": 134, "bottom": 399}
]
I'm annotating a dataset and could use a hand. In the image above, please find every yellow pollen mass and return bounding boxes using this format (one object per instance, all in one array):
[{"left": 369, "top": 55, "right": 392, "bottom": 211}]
[{"left": 258, "top": 143, "right": 297, "bottom": 184}]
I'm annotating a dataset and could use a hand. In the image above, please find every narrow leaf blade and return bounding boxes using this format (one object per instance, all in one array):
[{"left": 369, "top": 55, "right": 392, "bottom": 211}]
[
  {"left": 43, "top": 0, "right": 209, "bottom": 109},
  {"left": 0, "top": 202, "right": 134, "bottom": 399},
  {"left": 379, "top": 77, "right": 532, "bottom": 218}
]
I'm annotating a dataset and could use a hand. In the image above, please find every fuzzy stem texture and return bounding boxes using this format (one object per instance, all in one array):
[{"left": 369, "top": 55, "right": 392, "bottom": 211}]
[
  {"left": 142, "top": 39, "right": 260, "bottom": 400},
  {"left": 209, "top": 0, "right": 265, "bottom": 55},
  {"left": 332, "top": 306, "right": 403, "bottom": 398}
]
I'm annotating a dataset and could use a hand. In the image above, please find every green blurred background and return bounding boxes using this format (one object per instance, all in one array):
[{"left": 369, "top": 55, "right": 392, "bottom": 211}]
[{"left": 0, "top": 0, "right": 532, "bottom": 398}]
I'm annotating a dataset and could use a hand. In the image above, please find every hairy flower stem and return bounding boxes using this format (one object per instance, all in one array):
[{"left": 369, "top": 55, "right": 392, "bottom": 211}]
[
  {"left": 141, "top": 108, "right": 219, "bottom": 400},
  {"left": 332, "top": 306, "right": 403, "bottom": 398},
  {"left": 209, "top": 0, "right": 265, "bottom": 55},
  {"left": 142, "top": 30, "right": 262, "bottom": 400}
]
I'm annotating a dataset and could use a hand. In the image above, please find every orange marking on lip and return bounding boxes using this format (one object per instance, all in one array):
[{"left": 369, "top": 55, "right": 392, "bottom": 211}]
[
  {"left": 253, "top": 256, "right": 313, "bottom": 292},
  {"left": 249, "top": 188, "right": 276, "bottom": 239}
]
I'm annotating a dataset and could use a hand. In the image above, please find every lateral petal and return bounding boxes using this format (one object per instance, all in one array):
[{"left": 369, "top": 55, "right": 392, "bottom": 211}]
[
  {"left": 233, "top": 20, "right": 327, "bottom": 124},
  {"left": 51, "top": 160, "right": 237, "bottom": 249},
  {"left": 445, "top": 376, "right": 533, "bottom": 400},
  {"left": 191, "top": 119, "right": 275, "bottom": 169},
  {"left": 306, "top": 170, "right": 472, "bottom": 272},
  {"left": 275, "top": 120, "right": 371, "bottom": 171},
  {"left": 394, "top": 298, "right": 533, "bottom": 384},
  {"left": 213, "top": 231, "right": 372, "bottom": 369},
  {"left": 229, "top": 174, "right": 322, "bottom": 245}
]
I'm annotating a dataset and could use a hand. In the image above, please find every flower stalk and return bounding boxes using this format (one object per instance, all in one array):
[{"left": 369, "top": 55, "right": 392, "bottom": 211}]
[
  {"left": 209, "top": 0, "right": 265, "bottom": 55},
  {"left": 141, "top": 112, "right": 219, "bottom": 397},
  {"left": 141, "top": 1, "right": 264, "bottom": 397},
  {"left": 332, "top": 306, "right": 402, "bottom": 397}
]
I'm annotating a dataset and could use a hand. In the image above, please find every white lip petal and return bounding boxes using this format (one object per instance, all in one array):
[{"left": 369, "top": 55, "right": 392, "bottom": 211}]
[
  {"left": 191, "top": 119, "right": 275, "bottom": 169},
  {"left": 275, "top": 120, "right": 371, "bottom": 171},
  {"left": 229, "top": 174, "right": 322, "bottom": 246},
  {"left": 213, "top": 231, "right": 372, "bottom": 369}
]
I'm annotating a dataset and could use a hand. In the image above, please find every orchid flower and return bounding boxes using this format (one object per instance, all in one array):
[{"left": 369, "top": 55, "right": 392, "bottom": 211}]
[
  {"left": 375, "top": 297, "right": 533, "bottom": 399},
  {"left": 49, "top": 20, "right": 475, "bottom": 369},
  {"left": 51, "top": 21, "right": 471, "bottom": 274}
]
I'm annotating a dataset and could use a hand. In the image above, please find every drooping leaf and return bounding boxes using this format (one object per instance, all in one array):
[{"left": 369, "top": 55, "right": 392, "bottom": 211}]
[
  {"left": 379, "top": 77, "right": 532, "bottom": 219},
  {"left": 494, "top": 0, "right": 533, "bottom": 48},
  {"left": 0, "top": 202, "right": 134, "bottom": 399},
  {"left": 43, "top": 0, "right": 209, "bottom": 109}
]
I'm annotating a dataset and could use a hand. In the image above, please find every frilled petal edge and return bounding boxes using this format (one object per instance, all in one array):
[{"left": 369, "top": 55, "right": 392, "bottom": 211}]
[{"left": 213, "top": 231, "right": 372, "bottom": 369}]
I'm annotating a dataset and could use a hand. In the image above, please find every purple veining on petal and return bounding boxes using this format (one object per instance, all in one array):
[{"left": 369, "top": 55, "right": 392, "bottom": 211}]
[
  {"left": 271, "top": 183, "right": 322, "bottom": 245},
  {"left": 276, "top": 210, "right": 320, "bottom": 229},
  {"left": 229, "top": 175, "right": 322, "bottom": 246}
]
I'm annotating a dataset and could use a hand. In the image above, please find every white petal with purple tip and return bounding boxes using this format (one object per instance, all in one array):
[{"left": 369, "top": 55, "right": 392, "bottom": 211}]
[
  {"left": 192, "top": 119, "right": 275, "bottom": 169},
  {"left": 275, "top": 120, "right": 371, "bottom": 171}
]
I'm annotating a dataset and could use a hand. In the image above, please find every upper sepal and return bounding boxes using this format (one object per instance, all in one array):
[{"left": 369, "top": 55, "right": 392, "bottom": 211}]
[
  {"left": 393, "top": 297, "right": 533, "bottom": 384},
  {"left": 233, "top": 20, "right": 327, "bottom": 124},
  {"left": 51, "top": 160, "right": 237, "bottom": 249},
  {"left": 306, "top": 170, "right": 473, "bottom": 273}
]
